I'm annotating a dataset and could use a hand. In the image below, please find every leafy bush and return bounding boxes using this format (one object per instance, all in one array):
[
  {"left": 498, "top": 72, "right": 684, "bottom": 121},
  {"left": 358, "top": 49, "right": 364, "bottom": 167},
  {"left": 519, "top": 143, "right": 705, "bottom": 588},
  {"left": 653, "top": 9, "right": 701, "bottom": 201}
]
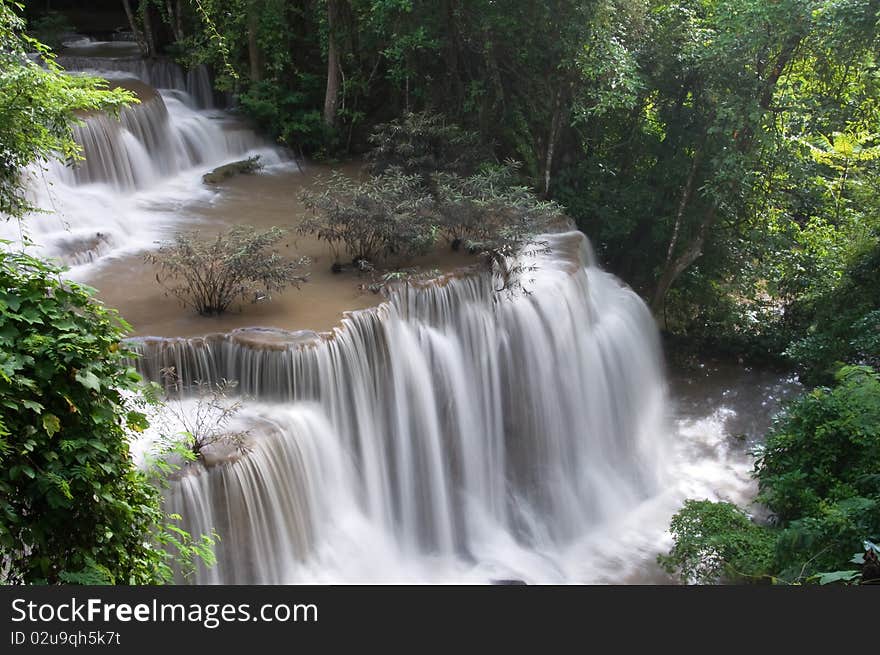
[
  {"left": 754, "top": 365, "right": 880, "bottom": 576},
  {"left": 237, "top": 78, "right": 328, "bottom": 153},
  {"left": 157, "top": 368, "right": 250, "bottom": 464},
  {"left": 658, "top": 500, "right": 776, "bottom": 584},
  {"left": 0, "top": 251, "right": 213, "bottom": 584},
  {"left": 366, "top": 110, "right": 488, "bottom": 182},
  {"left": 661, "top": 366, "right": 880, "bottom": 584},
  {"left": 146, "top": 226, "right": 310, "bottom": 315},
  {"left": 300, "top": 171, "right": 436, "bottom": 268},
  {"left": 434, "top": 162, "right": 565, "bottom": 284},
  {"left": 756, "top": 366, "right": 880, "bottom": 523}
]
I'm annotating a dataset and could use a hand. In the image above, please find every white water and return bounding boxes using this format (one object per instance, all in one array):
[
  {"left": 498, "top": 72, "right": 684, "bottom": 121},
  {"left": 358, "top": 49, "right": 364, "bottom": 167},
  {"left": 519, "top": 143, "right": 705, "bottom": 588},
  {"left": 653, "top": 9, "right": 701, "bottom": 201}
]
[
  {"left": 133, "top": 233, "right": 676, "bottom": 583},
  {"left": 133, "top": 233, "right": 800, "bottom": 584},
  {"left": 0, "top": 43, "right": 286, "bottom": 275}
]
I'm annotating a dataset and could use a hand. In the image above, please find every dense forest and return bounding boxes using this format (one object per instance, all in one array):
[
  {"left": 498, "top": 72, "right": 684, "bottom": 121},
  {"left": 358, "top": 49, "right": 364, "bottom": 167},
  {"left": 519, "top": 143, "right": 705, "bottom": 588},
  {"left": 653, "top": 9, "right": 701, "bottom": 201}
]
[{"left": 1, "top": 0, "right": 879, "bottom": 585}]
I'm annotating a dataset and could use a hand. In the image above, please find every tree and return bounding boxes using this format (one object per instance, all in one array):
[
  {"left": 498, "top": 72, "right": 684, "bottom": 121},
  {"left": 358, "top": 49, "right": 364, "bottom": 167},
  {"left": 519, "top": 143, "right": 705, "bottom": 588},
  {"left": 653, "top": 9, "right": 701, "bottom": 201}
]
[
  {"left": 0, "top": 251, "right": 214, "bottom": 584},
  {"left": 145, "top": 225, "right": 310, "bottom": 315},
  {"left": 366, "top": 110, "right": 487, "bottom": 183},
  {"left": 300, "top": 171, "right": 436, "bottom": 268}
]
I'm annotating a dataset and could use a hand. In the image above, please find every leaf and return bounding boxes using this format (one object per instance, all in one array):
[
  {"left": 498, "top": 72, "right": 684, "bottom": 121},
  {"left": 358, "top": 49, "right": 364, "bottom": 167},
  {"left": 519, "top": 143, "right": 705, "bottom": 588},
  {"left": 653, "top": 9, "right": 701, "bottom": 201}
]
[
  {"left": 42, "top": 413, "right": 61, "bottom": 437},
  {"left": 75, "top": 369, "right": 101, "bottom": 392},
  {"left": 21, "top": 399, "right": 43, "bottom": 413},
  {"left": 816, "top": 570, "right": 860, "bottom": 585}
]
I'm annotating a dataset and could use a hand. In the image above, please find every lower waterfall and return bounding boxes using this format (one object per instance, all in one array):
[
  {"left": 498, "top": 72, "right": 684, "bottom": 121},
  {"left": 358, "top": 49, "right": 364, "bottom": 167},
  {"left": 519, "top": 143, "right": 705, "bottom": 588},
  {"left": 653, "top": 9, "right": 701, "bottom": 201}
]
[{"left": 134, "top": 231, "right": 671, "bottom": 583}]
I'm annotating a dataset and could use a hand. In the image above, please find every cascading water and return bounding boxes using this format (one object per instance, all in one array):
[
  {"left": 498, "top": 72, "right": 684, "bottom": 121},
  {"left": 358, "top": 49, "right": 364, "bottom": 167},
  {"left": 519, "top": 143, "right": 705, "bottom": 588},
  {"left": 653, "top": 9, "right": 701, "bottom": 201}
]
[
  {"left": 59, "top": 38, "right": 215, "bottom": 109},
  {"left": 134, "top": 232, "right": 671, "bottom": 583},
  {"left": 0, "top": 40, "right": 285, "bottom": 272}
]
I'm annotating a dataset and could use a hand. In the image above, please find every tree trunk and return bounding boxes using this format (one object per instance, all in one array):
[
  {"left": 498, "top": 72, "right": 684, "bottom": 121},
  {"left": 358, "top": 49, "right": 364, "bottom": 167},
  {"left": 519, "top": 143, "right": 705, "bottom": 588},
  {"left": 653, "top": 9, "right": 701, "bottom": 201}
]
[
  {"left": 175, "top": 0, "right": 184, "bottom": 41},
  {"left": 542, "top": 84, "right": 565, "bottom": 197},
  {"left": 323, "top": 0, "right": 341, "bottom": 128},
  {"left": 443, "top": 0, "right": 461, "bottom": 106},
  {"left": 662, "top": 147, "right": 703, "bottom": 269},
  {"left": 121, "top": 0, "right": 148, "bottom": 57},
  {"left": 651, "top": 204, "right": 717, "bottom": 323},
  {"left": 247, "top": 3, "right": 262, "bottom": 82},
  {"left": 164, "top": 0, "right": 184, "bottom": 42},
  {"left": 140, "top": 1, "right": 156, "bottom": 57}
]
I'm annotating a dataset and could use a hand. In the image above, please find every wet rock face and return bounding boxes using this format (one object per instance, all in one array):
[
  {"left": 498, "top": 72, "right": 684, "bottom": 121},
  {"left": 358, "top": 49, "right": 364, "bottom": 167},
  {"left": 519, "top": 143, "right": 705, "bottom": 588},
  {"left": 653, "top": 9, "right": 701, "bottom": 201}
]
[{"left": 227, "top": 327, "right": 322, "bottom": 351}]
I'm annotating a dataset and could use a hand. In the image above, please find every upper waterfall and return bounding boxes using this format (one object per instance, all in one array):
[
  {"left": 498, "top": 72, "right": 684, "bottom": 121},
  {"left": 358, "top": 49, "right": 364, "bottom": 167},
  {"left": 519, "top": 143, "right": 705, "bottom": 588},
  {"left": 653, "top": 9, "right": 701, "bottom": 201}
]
[{"left": 0, "top": 41, "right": 288, "bottom": 274}]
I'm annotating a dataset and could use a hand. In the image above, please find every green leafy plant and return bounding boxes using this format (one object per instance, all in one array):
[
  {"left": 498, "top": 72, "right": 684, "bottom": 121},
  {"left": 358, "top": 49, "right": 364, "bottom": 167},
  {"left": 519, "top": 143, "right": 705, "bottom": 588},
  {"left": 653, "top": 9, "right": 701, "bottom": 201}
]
[
  {"left": 658, "top": 500, "right": 776, "bottom": 584},
  {"left": 0, "top": 250, "right": 213, "bottom": 584}
]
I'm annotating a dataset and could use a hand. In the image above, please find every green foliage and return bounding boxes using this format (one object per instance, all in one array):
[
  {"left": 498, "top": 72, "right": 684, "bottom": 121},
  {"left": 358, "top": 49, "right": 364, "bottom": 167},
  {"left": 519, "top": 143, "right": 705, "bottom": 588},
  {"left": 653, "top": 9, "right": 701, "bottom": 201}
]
[
  {"left": 300, "top": 170, "right": 436, "bottom": 267},
  {"left": 0, "top": 0, "right": 134, "bottom": 219},
  {"left": 0, "top": 250, "right": 213, "bottom": 584},
  {"left": 784, "top": 245, "right": 880, "bottom": 384},
  {"left": 237, "top": 78, "right": 327, "bottom": 151},
  {"left": 756, "top": 366, "right": 880, "bottom": 526},
  {"left": 658, "top": 500, "right": 776, "bottom": 584},
  {"left": 662, "top": 366, "right": 880, "bottom": 584},
  {"left": 366, "top": 111, "right": 488, "bottom": 180},
  {"left": 145, "top": 226, "right": 310, "bottom": 316}
]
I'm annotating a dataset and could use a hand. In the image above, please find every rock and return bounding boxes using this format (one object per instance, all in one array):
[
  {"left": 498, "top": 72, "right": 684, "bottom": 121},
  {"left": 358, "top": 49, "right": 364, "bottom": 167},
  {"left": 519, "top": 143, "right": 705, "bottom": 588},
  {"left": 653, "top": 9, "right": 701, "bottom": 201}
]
[{"left": 203, "top": 156, "right": 262, "bottom": 184}]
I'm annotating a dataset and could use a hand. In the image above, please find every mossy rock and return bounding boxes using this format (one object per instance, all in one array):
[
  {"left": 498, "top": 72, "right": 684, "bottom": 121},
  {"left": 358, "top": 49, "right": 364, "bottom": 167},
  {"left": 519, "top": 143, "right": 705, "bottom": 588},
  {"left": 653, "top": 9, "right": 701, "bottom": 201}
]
[{"left": 203, "top": 156, "right": 262, "bottom": 184}]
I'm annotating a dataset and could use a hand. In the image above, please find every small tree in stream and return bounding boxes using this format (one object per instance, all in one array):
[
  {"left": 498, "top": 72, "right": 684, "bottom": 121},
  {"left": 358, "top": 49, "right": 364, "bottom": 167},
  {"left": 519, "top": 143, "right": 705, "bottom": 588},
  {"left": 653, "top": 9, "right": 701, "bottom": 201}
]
[
  {"left": 299, "top": 171, "right": 436, "bottom": 269},
  {"left": 146, "top": 226, "right": 310, "bottom": 315}
]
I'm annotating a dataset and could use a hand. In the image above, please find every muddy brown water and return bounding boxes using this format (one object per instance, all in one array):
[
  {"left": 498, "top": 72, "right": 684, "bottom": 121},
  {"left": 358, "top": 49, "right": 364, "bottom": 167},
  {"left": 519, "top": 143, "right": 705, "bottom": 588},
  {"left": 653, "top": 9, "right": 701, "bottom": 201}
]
[{"left": 91, "top": 160, "right": 478, "bottom": 337}]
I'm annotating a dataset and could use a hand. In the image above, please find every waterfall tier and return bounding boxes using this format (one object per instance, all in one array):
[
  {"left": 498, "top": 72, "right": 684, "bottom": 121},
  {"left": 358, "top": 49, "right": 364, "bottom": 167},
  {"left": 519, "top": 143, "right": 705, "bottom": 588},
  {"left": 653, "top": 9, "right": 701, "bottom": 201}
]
[{"left": 134, "top": 231, "right": 670, "bottom": 583}]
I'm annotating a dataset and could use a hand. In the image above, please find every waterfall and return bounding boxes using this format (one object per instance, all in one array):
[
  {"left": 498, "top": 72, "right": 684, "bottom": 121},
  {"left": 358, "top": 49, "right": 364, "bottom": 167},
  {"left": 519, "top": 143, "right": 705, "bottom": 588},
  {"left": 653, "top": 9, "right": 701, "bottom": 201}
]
[
  {"left": 0, "top": 47, "right": 286, "bottom": 273},
  {"left": 134, "top": 231, "right": 670, "bottom": 583},
  {"left": 59, "top": 54, "right": 215, "bottom": 109},
  {"left": 66, "top": 92, "right": 268, "bottom": 190}
]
